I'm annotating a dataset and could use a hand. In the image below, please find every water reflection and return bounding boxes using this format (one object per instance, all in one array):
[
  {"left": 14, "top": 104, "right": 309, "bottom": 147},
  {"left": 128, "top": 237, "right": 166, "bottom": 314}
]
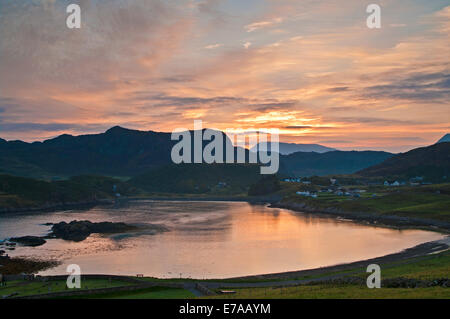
[{"left": 0, "top": 201, "right": 444, "bottom": 279}]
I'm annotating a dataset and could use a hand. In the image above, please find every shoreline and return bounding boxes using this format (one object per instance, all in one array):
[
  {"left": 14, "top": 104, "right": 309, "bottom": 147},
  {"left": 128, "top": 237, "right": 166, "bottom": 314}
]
[
  {"left": 271, "top": 201, "right": 450, "bottom": 234},
  {"left": 0, "top": 199, "right": 114, "bottom": 215},
  {"left": 2, "top": 196, "right": 448, "bottom": 235},
  {"left": 225, "top": 237, "right": 450, "bottom": 282},
  {"left": 126, "top": 195, "right": 280, "bottom": 203},
  {"left": 2, "top": 237, "right": 448, "bottom": 282},
  {"left": 1, "top": 197, "right": 449, "bottom": 279}
]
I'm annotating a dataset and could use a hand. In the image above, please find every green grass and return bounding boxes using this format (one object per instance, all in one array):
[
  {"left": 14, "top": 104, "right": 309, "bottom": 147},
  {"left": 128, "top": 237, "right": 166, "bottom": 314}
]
[
  {"left": 366, "top": 251, "right": 450, "bottom": 280},
  {"left": 0, "top": 279, "right": 133, "bottom": 297},
  {"left": 3, "top": 251, "right": 449, "bottom": 299},
  {"left": 67, "top": 287, "right": 195, "bottom": 299},
  {"left": 282, "top": 183, "right": 450, "bottom": 222},
  {"left": 207, "top": 251, "right": 450, "bottom": 299},
  {"left": 138, "top": 251, "right": 450, "bottom": 285},
  {"left": 207, "top": 285, "right": 450, "bottom": 299}
]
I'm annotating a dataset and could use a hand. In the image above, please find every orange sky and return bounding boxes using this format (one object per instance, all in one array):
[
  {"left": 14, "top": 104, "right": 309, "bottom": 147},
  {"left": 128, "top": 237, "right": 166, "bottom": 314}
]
[{"left": 0, "top": 0, "right": 449, "bottom": 152}]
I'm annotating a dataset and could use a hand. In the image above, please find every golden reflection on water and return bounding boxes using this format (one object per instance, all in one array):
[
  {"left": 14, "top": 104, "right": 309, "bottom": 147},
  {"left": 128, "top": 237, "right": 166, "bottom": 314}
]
[{"left": 0, "top": 201, "right": 444, "bottom": 279}]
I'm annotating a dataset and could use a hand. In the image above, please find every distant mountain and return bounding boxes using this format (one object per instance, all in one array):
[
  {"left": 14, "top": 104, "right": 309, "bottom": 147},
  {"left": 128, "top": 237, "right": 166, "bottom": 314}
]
[
  {"left": 358, "top": 142, "right": 450, "bottom": 180},
  {"left": 437, "top": 134, "right": 450, "bottom": 144},
  {"left": 252, "top": 142, "right": 335, "bottom": 155},
  {"left": 0, "top": 126, "right": 398, "bottom": 179},
  {"left": 0, "top": 126, "right": 255, "bottom": 179},
  {"left": 0, "top": 126, "right": 175, "bottom": 178},
  {"left": 279, "top": 150, "right": 393, "bottom": 177}
]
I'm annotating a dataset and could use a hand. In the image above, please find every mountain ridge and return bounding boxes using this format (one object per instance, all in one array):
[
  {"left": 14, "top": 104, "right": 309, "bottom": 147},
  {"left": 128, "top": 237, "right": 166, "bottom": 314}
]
[
  {"left": 358, "top": 142, "right": 450, "bottom": 180},
  {"left": 252, "top": 142, "right": 335, "bottom": 155},
  {"left": 280, "top": 150, "right": 393, "bottom": 177},
  {"left": 437, "top": 133, "right": 450, "bottom": 144},
  {"left": 1, "top": 126, "right": 395, "bottom": 179}
]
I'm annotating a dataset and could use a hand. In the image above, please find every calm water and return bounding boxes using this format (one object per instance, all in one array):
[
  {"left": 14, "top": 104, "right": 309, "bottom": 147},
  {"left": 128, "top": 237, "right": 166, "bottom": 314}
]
[{"left": 0, "top": 201, "right": 444, "bottom": 279}]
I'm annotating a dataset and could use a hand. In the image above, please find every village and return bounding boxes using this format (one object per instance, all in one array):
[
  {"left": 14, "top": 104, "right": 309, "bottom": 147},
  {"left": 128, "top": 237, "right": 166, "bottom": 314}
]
[{"left": 282, "top": 175, "right": 437, "bottom": 200}]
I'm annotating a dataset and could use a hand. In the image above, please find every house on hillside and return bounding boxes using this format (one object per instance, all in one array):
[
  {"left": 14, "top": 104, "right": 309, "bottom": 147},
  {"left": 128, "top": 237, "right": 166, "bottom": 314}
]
[
  {"left": 283, "top": 178, "right": 301, "bottom": 183},
  {"left": 217, "top": 182, "right": 227, "bottom": 188},
  {"left": 296, "top": 191, "right": 318, "bottom": 198},
  {"left": 384, "top": 180, "right": 400, "bottom": 186}
]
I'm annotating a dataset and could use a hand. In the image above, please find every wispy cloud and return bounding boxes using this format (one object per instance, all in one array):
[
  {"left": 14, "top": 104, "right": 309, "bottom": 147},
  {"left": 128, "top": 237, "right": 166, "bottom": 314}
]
[
  {"left": 205, "top": 43, "right": 223, "bottom": 49},
  {"left": 245, "top": 17, "right": 283, "bottom": 32},
  {"left": 0, "top": 1, "right": 448, "bottom": 151}
]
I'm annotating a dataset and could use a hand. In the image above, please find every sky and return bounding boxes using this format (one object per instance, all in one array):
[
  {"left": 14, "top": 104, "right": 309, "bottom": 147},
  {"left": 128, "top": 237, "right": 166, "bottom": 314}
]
[{"left": 0, "top": 0, "right": 449, "bottom": 152}]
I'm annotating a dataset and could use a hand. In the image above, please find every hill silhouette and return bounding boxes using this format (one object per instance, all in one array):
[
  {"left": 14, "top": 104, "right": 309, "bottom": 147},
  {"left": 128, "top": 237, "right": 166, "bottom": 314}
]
[
  {"left": 358, "top": 142, "right": 450, "bottom": 180},
  {"left": 1, "top": 126, "right": 394, "bottom": 179}
]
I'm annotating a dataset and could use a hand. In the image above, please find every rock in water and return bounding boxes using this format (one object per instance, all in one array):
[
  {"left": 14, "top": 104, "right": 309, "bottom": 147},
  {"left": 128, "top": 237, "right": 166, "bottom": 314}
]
[
  {"left": 10, "top": 236, "right": 47, "bottom": 247},
  {"left": 49, "top": 220, "right": 138, "bottom": 242}
]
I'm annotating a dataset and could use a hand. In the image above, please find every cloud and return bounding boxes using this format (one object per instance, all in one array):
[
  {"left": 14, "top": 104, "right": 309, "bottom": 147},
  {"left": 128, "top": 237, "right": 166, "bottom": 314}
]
[
  {"left": 0, "top": 1, "right": 448, "bottom": 151},
  {"left": 318, "top": 140, "right": 352, "bottom": 144},
  {"left": 327, "top": 87, "right": 350, "bottom": 92},
  {"left": 0, "top": 0, "right": 193, "bottom": 94},
  {"left": 284, "top": 126, "right": 313, "bottom": 130},
  {"left": 361, "top": 72, "right": 450, "bottom": 102},
  {"left": 0, "top": 122, "right": 108, "bottom": 133},
  {"left": 196, "top": 0, "right": 228, "bottom": 26},
  {"left": 333, "top": 117, "right": 427, "bottom": 125},
  {"left": 205, "top": 43, "right": 223, "bottom": 49},
  {"left": 245, "top": 17, "right": 283, "bottom": 32}
]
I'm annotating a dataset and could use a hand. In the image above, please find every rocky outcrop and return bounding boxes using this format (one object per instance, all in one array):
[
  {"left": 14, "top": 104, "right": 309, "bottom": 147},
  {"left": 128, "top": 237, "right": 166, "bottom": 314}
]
[
  {"left": 10, "top": 236, "right": 47, "bottom": 247},
  {"left": 48, "top": 220, "right": 139, "bottom": 241}
]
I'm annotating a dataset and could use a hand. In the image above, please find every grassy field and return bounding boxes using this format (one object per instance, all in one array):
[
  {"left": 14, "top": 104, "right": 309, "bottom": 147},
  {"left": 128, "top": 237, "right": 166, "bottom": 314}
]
[
  {"left": 0, "top": 278, "right": 134, "bottom": 297},
  {"left": 281, "top": 183, "right": 450, "bottom": 222},
  {"left": 368, "top": 251, "right": 450, "bottom": 280},
  {"left": 0, "top": 277, "right": 195, "bottom": 299},
  {"left": 208, "top": 285, "right": 450, "bottom": 299},
  {"left": 207, "top": 251, "right": 450, "bottom": 299},
  {"left": 2, "top": 251, "right": 448, "bottom": 299},
  {"left": 64, "top": 286, "right": 195, "bottom": 299}
]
